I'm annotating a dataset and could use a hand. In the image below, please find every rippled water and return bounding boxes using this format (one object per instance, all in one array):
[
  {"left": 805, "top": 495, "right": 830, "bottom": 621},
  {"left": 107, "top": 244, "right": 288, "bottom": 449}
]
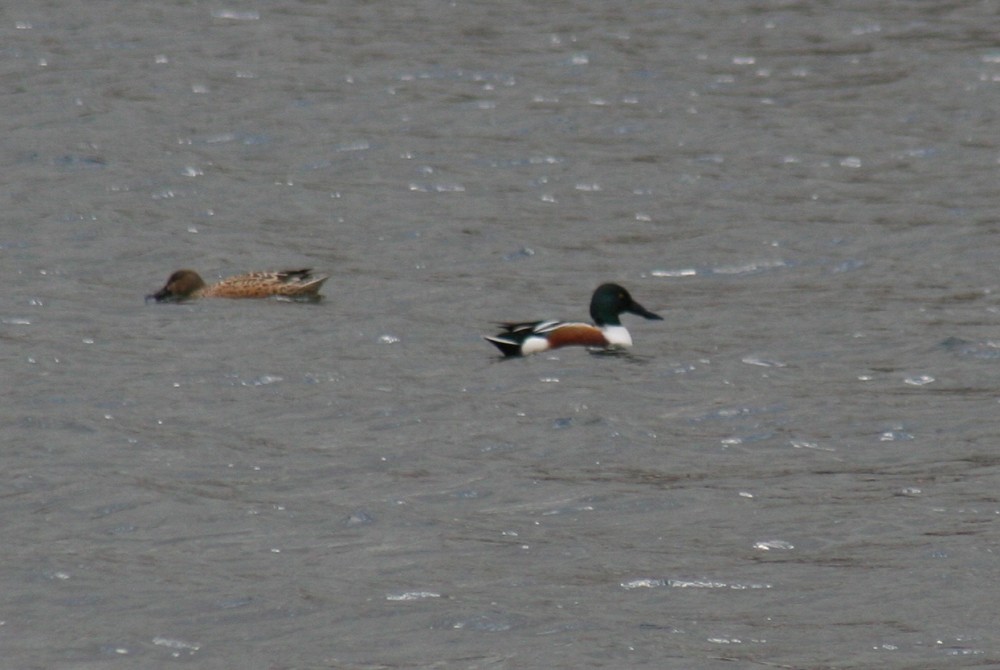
[{"left": 4, "top": 2, "right": 1000, "bottom": 668}]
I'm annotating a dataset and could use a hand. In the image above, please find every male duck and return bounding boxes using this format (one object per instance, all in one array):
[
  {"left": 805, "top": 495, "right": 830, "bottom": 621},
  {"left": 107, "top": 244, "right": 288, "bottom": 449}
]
[
  {"left": 147, "top": 268, "right": 328, "bottom": 302},
  {"left": 485, "top": 283, "right": 662, "bottom": 357}
]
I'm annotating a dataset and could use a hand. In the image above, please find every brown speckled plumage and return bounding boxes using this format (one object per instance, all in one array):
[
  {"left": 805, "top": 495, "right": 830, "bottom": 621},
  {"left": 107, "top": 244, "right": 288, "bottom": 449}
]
[{"left": 147, "top": 268, "right": 328, "bottom": 302}]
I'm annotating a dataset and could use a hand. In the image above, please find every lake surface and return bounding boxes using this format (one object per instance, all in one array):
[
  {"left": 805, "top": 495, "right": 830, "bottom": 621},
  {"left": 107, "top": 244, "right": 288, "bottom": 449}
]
[{"left": 3, "top": 1, "right": 1000, "bottom": 668}]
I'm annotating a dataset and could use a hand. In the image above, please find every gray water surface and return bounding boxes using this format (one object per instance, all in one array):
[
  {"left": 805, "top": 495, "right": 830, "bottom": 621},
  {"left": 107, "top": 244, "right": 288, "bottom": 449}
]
[{"left": 4, "top": 2, "right": 1000, "bottom": 668}]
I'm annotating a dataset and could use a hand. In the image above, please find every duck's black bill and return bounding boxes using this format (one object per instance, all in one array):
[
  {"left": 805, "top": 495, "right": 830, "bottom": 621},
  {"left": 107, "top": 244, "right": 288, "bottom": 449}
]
[
  {"left": 628, "top": 301, "right": 663, "bottom": 320},
  {"left": 145, "top": 290, "right": 174, "bottom": 303}
]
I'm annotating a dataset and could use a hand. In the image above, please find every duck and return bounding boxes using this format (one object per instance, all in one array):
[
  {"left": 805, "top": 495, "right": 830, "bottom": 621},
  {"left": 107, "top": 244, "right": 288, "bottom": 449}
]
[
  {"left": 485, "top": 283, "right": 662, "bottom": 357},
  {"left": 146, "top": 268, "right": 328, "bottom": 302}
]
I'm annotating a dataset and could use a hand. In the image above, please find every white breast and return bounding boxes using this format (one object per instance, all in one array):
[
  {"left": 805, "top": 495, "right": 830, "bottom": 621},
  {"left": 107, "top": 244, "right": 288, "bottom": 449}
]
[{"left": 602, "top": 325, "right": 633, "bottom": 348}]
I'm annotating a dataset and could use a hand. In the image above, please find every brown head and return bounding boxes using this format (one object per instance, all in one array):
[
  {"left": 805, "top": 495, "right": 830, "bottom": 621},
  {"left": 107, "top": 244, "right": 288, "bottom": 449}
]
[{"left": 146, "top": 269, "right": 207, "bottom": 302}]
